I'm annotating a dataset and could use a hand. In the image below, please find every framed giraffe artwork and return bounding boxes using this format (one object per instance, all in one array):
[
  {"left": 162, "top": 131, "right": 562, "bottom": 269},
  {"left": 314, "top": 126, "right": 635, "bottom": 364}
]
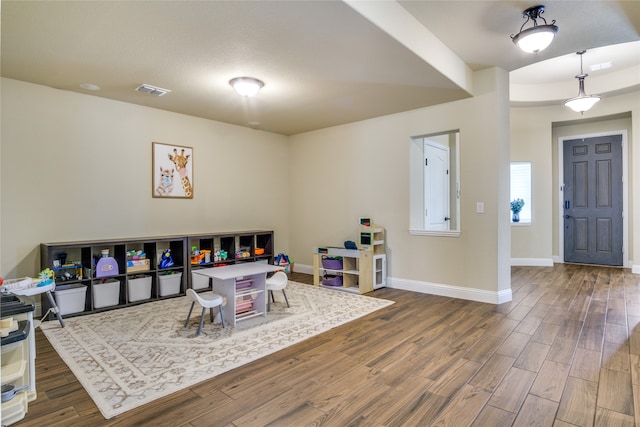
[{"left": 152, "top": 142, "right": 194, "bottom": 199}]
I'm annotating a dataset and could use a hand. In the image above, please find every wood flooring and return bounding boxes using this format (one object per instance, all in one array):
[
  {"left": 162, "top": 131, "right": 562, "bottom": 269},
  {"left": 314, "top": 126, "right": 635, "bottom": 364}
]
[{"left": 12, "top": 264, "right": 640, "bottom": 426}]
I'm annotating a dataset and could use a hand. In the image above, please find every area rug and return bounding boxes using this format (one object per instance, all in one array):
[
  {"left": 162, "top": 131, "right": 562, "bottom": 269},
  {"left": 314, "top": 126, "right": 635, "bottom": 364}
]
[{"left": 40, "top": 282, "right": 393, "bottom": 419}]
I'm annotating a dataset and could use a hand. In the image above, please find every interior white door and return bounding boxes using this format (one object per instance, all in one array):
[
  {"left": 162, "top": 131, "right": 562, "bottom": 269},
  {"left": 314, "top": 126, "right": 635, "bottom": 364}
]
[{"left": 424, "top": 139, "right": 450, "bottom": 230}]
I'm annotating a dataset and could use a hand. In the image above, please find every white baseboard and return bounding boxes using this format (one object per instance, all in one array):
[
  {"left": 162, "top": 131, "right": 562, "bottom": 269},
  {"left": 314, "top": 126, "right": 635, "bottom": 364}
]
[
  {"left": 511, "top": 258, "right": 554, "bottom": 267},
  {"left": 633, "top": 264, "right": 640, "bottom": 274},
  {"left": 294, "top": 263, "right": 511, "bottom": 304},
  {"left": 387, "top": 277, "right": 512, "bottom": 304},
  {"left": 293, "top": 263, "right": 314, "bottom": 275}
]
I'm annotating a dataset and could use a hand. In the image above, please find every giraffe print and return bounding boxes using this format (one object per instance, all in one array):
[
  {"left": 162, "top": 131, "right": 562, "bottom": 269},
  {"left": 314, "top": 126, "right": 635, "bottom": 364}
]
[{"left": 168, "top": 148, "right": 192, "bottom": 197}]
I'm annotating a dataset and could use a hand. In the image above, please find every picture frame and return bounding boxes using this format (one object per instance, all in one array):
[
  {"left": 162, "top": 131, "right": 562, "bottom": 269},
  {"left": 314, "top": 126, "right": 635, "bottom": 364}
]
[{"left": 152, "top": 142, "right": 193, "bottom": 199}]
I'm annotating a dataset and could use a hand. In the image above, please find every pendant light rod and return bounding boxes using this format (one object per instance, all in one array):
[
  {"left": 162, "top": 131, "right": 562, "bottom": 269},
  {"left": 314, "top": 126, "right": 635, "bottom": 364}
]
[{"left": 564, "top": 50, "right": 601, "bottom": 114}]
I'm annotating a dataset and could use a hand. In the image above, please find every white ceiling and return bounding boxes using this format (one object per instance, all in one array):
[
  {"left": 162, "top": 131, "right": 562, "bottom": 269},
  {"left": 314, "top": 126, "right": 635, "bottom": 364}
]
[{"left": 2, "top": 1, "right": 639, "bottom": 135}]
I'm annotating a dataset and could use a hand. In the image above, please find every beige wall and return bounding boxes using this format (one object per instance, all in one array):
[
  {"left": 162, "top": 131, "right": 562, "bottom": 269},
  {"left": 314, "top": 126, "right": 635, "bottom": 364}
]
[
  {"left": 288, "top": 68, "right": 511, "bottom": 296},
  {"left": 509, "top": 109, "right": 554, "bottom": 263},
  {"left": 1, "top": 78, "right": 291, "bottom": 278},
  {"left": 3, "top": 75, "right": 636, "bottom": 298},
  {"left": 510, "top": 90, "right": 639, "bottom": 272}
]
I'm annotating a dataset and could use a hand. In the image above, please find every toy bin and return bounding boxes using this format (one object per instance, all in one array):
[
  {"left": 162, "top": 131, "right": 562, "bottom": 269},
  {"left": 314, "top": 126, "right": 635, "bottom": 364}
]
[
  {"left": 53, "top": 284, "right": 87, "bottom": 315},
  {"left": 159, "top": 272, "right": 182, "bottom": 296},
  {"left": 321, "top": 256, "right": 343, "bottom": 271},
  {"left": 191, "top": 271, "right": 209, "bottom": 290},
  {"left": 127, "top": 275, "right": 152, "bottom": 302},
  {"left": 92, "top": 279, "right": 120, "bottom": 309},
  {"left": 322, "top": 275, "right": 343, "bottom": 287}
]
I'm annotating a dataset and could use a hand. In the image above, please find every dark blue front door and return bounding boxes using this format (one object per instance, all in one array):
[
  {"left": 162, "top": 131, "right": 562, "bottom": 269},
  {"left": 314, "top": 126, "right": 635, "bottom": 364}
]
[{"left": 563, "top": 134, "right": 623, "bottom": 266}]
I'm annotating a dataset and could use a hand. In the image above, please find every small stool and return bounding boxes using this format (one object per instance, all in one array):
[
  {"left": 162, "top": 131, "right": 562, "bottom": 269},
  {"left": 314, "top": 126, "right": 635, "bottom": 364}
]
[
  {"left": 184, "top": 289, "right": 225, "bottom": 336},
  {"left": 266, "top": 271, "right": 289, "bottom": 312}
]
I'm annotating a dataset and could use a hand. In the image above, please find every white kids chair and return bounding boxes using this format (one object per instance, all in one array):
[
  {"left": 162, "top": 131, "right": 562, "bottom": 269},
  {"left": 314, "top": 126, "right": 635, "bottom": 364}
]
[
  {"left": 265, "top": 271, "right": 290, "bottom": 312},
  {"left": 184, "top": 289, "right": 225, "bottom": 336}
]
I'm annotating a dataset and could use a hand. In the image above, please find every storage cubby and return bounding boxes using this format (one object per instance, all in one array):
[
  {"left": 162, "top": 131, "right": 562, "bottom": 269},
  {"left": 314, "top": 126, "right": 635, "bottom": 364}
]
[
  {"left": 313, "top": 248, "right": 373, "bottom": 294},
  {"left": 255, "top": 232, "right": 273, "bottom": 262},
  {"left": 313, "top": 224, "right": 385, "bottom": 293},
  {"left": 187, "top": 235, "right": 215, "bottom": 268},
  {"left": 236, "top": 234, "right": 255, "bottom": 261},
  {"left": 217, "top": 235, "right": 235, "bottom": 264},
  {"left": 41, "top": 231, "right": 274, "bottom": 319}
]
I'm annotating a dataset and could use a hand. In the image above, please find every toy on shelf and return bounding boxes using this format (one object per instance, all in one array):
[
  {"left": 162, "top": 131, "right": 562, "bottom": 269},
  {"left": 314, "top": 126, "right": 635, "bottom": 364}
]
[
  {"left": 52, "top": 263, "right": 83, "bottom": 281},
  {"left": 159, "top": 249, "right": 174, "bottom": 269},
  {"left": 127, "top": 250, "right": 146, "bottom": 261},
  {"left": 235, "top": 250, "right": 251, "bottom": 259},
  {"left": 127, "top": 249, "right": 150, "bottom": 272},
  {"left": 190, "top": 247, "right": 212, "bottom": 265},
  {"left": 191, "top": 252, "right": 204, "bottom": 265},
  {"left": 96, "top": 255, "right": 118, "bottom": 278},
  {"left": 214, "top": 250, "right": 228, "bottom": 262}
]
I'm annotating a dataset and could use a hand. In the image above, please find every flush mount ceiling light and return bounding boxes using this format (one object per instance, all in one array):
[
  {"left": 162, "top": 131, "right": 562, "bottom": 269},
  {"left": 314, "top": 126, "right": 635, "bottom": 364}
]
[
  {"left": 80, "top": 83, "right": 100, "bottom": 91},
  {"left": 564, "top": 50, "right": 601, "bottom": 114},
  {"left": 229, "top": 77, "right": 264, "bottom": 97},
  {"left": 511, "top": 5, "right": 558, "bottom": 53}
]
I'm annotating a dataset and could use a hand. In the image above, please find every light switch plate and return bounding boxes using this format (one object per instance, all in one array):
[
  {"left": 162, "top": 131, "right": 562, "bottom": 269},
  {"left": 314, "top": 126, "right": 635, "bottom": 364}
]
[{"left": 476, "top": 202, "right": 484, "bottom": 213}]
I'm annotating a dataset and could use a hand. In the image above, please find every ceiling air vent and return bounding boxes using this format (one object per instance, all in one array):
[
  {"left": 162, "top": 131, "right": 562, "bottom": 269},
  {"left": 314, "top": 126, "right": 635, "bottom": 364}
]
[{"left": 135, "top": 83, "right": 171, "bottom": 96}]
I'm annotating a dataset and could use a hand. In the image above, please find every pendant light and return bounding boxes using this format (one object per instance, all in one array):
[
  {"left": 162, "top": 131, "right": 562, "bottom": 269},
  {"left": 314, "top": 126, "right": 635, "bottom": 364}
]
[
  {"left": 511, "top": 5, "right": 558, "bottom": 54},
  {"left": 564, "top": 51, "right": 601, "bottom": 114}
]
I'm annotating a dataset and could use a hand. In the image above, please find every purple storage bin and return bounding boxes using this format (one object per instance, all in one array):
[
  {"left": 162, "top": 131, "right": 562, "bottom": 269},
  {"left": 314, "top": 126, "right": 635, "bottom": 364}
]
[
  {"left": 322, "top": 256, "right": 343, "bottom": 270},
  {"left": 322, "top": 275, "right": 343, "bottom": 287}
]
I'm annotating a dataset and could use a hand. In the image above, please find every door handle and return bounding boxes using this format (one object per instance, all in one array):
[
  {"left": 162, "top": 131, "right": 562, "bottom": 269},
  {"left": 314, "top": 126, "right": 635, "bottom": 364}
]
[
  {"left": 564, "top": 201, "right": 570, "bottom": 209},
  {"left": 444, "top": 217, "right": 450, "bottom": 221},
  {"left": 564, "top": 215, "right": 572, "bottom": 219}
]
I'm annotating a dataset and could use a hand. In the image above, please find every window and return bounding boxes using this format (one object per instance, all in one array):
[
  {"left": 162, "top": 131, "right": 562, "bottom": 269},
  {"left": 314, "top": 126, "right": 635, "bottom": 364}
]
[
  {"left": 510, "top": 162, "right": 531, "bottom": 224},
  {"left": 410, "top": 130, "right": 460, "bottom": 236}
]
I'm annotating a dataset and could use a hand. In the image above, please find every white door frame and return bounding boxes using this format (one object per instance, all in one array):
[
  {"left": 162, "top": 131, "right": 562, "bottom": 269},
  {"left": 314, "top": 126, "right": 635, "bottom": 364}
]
[{"left": 557, "top": 130, "right": 629, "bottom": 267}]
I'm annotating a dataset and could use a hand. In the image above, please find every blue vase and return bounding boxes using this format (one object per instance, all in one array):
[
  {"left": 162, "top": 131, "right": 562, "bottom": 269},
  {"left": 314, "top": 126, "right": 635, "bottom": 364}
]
[{"left": 512, "top": 211, "right": 520, "bottom": 222}]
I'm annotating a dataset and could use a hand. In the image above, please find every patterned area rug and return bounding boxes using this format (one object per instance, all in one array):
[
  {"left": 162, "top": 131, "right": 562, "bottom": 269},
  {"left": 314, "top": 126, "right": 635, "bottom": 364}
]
[{"left": 40, "top": 282, "right": 393, "bottom": 419}]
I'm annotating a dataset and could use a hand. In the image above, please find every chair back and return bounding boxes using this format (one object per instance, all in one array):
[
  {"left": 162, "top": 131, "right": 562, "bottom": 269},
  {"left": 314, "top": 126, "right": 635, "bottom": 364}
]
[
  {"left": 267, "top": 271, "right": 288, "bottom": 290},
  {"left": 186, "top": 288, "right": 200, "bottom": 304}
]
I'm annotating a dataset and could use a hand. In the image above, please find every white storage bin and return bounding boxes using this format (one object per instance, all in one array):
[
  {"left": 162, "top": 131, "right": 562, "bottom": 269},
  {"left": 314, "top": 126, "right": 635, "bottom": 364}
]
[
  {"left": 127, "top": 275, "right": 152, "bottom": 302},
  {"left": 92, "top": 279, "right": 120, "bottom": 309},
  {"left": 53, "top": 284, "right": 87, "bottom": 315},
  {"left": 159, "top": 272, "right": 182, "bottom": 296},
  {"left": 191, "top": 271, "right": 209, "bottom": 290}
]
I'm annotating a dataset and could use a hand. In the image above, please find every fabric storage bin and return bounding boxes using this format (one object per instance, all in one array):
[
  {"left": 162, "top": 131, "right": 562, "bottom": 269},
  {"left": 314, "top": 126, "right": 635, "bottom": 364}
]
[
  {"left": 321, "top": 256, "right": 343, "bottom": 270},
  {"left": 127, "top": 275, "right": 152, "bottom": 302},
  {"left": 191, "top": 271, "right": 209, "bottom": 290},
  {"left": 159, "top": 272, "right": 182, "bottom": 296},
  {"left": 322, "top": 275, "right": 343, "bottom": 287},
  {"left": 92, "top": 279, "right": 120, "bottom": 309},
  {"left": 53, "top": 284, "right": 87, "bottom": 315}
]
